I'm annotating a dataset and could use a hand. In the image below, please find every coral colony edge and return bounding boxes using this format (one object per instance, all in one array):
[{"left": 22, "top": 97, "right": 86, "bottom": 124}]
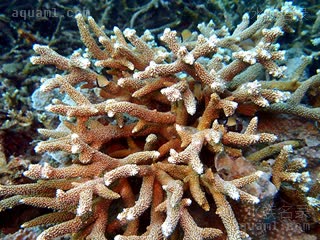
[{"left": 0, "top": 2, "right": 319, "bottom": 240}]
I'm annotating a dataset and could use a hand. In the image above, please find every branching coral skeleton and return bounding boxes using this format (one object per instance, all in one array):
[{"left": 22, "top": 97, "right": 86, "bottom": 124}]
[{"left": 0, "top": 2, "right": 318, "bottom": 240}]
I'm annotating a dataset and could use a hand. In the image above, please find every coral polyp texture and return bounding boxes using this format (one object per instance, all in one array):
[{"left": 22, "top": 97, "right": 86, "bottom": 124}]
[{"left": 1, "top": 2, "right": 319, "bottom": 240}]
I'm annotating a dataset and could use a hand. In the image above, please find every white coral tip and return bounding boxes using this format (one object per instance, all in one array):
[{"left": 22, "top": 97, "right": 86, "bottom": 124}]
[
  {"left": 167, "top": 156, "right": 175, "bottom": 163},
  {"left": 186, "top": 198, "right": 192, "bottom": 205},
  {"left": 75, "top": 13, "right": 82, "bottom": 19},
  {"left": 71, "top": 145, "right": 81, "bottom": 154},
  {"left": 108, "top": 110, "right": 115, "bottom": 117},
  {"left": 29, "top": 56, "right": 38, "bottom": 65},
  {"left": 34, "top": 144, "right": 42, "bottom": 153},
  {"left": 123, "top": 28, "right": 136, "bottom": 38},
  {"left": 105, "top": 179, "right": 112, "bottom": 186},
  {"left": 256, "top": 170, "right": 264, "bottom": 178},
  {"left": 194, "top": 165, "right": 203, "bottom": 175},
  {"left": 252, "top": 196, "right": 260, "bottom": 204},
  {"left": 229, "top": 190, "right": 240, "bottom": 200},
  {"left": 32, "top": 44, "right": 41, "bottom": 51},
  {"left": 175, "top": 124, "right": 182, "bottom": 131},
  {"left": 71, "top": 133, "right": 79, "bottom": 140},
  {"left": 283, "top": 145, "right": 293, "bottom": 152},
  {"left": 126, "top": 212, "right": 135, "bottom": 220},
  {"left": 161, "top": 222, "right": 173, "bottom": 237},
  {"left": 153, "top": 151, "right": 161, "bottom": 158}
]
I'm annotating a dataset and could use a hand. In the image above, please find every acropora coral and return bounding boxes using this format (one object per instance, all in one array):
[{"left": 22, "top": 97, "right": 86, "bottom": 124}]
[{"left": 0, "top": 1, "right": 319, "bottom": 240}]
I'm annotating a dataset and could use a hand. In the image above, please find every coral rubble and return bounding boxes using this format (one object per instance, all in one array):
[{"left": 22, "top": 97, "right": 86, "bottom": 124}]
[{"left": 0, "top": 2, "right": 319, "bottom": 240}]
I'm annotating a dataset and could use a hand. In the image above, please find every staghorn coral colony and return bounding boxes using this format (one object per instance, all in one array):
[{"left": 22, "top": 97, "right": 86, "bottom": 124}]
[{"left": 0, "top": 1, "right": 319, "bottom": 240}]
